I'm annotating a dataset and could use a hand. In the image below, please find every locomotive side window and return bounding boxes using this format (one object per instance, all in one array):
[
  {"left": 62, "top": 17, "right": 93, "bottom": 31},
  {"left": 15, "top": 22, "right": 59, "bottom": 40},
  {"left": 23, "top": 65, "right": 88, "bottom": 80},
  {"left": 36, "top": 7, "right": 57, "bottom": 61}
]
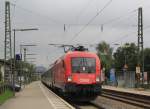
[{"left": 71, "top": 57, "right": 96, "bottom": 73}]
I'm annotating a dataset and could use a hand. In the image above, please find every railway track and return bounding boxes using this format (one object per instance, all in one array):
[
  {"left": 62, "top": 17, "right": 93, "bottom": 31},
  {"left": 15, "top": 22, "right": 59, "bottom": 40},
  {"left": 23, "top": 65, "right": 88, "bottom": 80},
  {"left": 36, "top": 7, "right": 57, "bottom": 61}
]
[
  {"left": 70, "top": 101, "right": 104, "bottom": 109},
  {"left": 101, "top": 89, "right": 150, "bottom": 109},
  {"left": 44, "top": 83, "right": 104, "bottom": 109},
  {"left": 43, "top": 82, "right": 150, "bottom": 109},
  {"left": 44, "top": 83, "right": 150, "bottom": 109}
]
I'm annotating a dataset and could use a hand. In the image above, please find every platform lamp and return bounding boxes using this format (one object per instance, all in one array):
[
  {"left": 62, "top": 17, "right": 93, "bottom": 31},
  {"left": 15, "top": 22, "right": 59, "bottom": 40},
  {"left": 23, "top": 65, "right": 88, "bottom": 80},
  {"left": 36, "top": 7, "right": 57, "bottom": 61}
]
[
  {"left": 19, "top": 44, "right": 37, "bottom": 88},
  {"left": 13, "top": 28, "right": 38, "bottom": 94},
  {"left": 13, "top": 28, "right": 38, "bottom": 63},
  {"left": 24, "top": 52, "right": 37, "bottom": 84},
  {"left": 25, "top": 58, "right": 36, "bottom": 82}
]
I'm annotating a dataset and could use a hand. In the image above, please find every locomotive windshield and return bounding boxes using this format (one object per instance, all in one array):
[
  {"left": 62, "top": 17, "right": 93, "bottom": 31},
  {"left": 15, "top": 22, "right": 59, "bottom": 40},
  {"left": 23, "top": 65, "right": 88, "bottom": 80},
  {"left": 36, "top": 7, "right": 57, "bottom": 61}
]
[{"left": 71, "top": 57, "right": 96, "bottom": 73}]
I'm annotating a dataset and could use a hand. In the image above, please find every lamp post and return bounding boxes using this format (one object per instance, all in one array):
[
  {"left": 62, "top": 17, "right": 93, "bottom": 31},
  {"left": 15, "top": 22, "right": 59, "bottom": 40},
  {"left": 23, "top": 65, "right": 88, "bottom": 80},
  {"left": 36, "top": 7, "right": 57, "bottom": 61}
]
[
  {"left": 24, "top": 51, "right": 37, "bottom": 84},
  {"left": 25, "top": 57, "right": 36, "bottom": 82},
  {"left": 26, "top": 58, "right": 36, "bottom": 60},
  {"left": 13, "top": 28, "right": 38, "bottom": 83},
  {"left": 13, "top": 28, "right": 38, "bottom": 62},
  {"left": 12, "top": 28, "right": 38, "bottom": 95},
  {"left": 13, "top": 28, "right": 38, "bottom": 69},
  {"left": 20, "top": 44, "right": 37, "bottom": 60},
  {"left": 19, "top": 44, "right": 37, "bottom": 87}
]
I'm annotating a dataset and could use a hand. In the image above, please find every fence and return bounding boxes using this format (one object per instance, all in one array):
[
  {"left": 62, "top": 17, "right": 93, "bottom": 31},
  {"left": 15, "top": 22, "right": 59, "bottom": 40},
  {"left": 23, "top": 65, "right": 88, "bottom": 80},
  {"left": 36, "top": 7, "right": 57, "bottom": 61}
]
[
  {"left": 116, "top": 71, "right": 135, "bottom": 88},
  {"left": 106, "top": 70, "right": 150, "bottom": 88}
]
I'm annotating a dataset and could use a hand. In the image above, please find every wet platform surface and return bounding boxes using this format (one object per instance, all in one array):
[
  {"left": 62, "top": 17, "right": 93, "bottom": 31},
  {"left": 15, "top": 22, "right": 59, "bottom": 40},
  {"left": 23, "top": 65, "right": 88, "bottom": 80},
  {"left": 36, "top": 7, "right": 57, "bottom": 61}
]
[{"left": 0, "top": 81, "right": 74, "bottom": 109}]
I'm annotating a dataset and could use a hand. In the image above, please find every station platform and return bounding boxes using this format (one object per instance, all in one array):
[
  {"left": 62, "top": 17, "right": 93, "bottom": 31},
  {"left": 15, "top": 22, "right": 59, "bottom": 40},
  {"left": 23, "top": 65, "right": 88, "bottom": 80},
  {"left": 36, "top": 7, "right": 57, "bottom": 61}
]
[
  {"left": 0, "top": 81, "right": 74, "bottom": 109},
  {"left": 102, "top": 85, "right": 150, "bottom": 96}
]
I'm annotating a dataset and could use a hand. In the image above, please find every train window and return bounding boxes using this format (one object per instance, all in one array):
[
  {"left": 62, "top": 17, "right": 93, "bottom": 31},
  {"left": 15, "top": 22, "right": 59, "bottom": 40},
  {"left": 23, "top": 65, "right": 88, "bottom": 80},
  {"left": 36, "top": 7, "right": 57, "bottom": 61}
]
[{"left": 71, "top": 57, "right": 96, "bottom": 73}]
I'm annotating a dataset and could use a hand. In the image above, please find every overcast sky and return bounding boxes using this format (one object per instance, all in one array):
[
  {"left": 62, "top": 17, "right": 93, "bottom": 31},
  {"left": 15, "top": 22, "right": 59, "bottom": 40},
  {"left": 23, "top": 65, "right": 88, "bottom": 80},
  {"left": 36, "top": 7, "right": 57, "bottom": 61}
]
[{"left": 0, "top": 0, "right": 150, "bottom": 68}]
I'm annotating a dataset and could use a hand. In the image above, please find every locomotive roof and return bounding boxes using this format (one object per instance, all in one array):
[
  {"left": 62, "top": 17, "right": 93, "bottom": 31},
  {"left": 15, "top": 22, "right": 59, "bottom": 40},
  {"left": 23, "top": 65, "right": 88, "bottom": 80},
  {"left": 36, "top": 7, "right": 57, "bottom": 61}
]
[
  {"left": 46, "top": 51, "right": 99, "bottom": 72},
  {"left": 64, "top": 51, "right": 98, "bottom": 58},
  {"left": 52, "top": 51, "right": 98, "bottom": 65}
]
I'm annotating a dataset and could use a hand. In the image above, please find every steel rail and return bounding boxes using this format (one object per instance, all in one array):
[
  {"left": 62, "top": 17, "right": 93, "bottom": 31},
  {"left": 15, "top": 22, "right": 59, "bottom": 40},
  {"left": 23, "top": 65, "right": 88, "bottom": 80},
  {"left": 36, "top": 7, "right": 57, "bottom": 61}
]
[
  {"left": 101, "top": 89, "right": 150, "bottom": 108},
  {"left": 69, "top": 101, "right": 104, "bottom": 109}
]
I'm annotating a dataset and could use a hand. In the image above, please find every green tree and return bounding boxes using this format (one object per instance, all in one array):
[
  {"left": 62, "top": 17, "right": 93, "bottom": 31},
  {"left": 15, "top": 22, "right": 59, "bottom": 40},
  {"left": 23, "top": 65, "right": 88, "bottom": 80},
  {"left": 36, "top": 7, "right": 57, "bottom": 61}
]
[
  {"left": 96, "top": 41, "right": 113, "bottom": 73},
  {"left": 15, "top": 60, "right": 36, "bottom": 83},
  {"left": 113, "top": 43, "right": 138, "bottom": 71}
]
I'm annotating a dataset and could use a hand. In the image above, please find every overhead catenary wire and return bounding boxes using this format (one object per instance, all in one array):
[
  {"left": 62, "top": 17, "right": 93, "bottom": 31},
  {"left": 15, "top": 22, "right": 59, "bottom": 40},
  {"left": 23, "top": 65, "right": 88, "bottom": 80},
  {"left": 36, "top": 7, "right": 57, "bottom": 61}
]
[
  {"left": 2, "top": 0, "right": 150, "bottom": 46},
  {"left": 67, "top": 0, "right": 150, "bottom": 45},
  {"left": 5, "top": 0, "right": 150, "bottom": 27},
  {"left": 101, "top": 10, "right": 150, "bottom": 45},
  {"left": 75, "top": 0, "right": 94, "bottom": 24},
  {"left": 88, "top": 12, "right": 137, "bottom": 44},
  {"left": 68, "top": 0, "right": 113, "bottom": 42},
  {"left": 110, "top": 31, "right": 136, "bottom": 45},
  {"left": 65, "top": 1, "right": 137, "bottom": 45},
  {"left": 102, "top": 9, "right": 137, "bottom": 26},
  {"left": 88, "top": 24, "right": 150, "bottom": 47},
  {"left": 89, "top": 5, "right": 150, "bottom": 45},
  {"left": 89, "top": 22, "right": 150, "bottom": 48},
  {"left": 103, "top": 4, "right": 150, "bottom": 29},
  {"left": 62, "top": 8, "right": 137, "bottom": 29},
  {"left": 102, "top": 0, "right": 150, "bottom": 25},
  {"left": 110, "top": 24, "right": 150, "bottom": 45},
  {"left": 10, "top": 3, "right": 63, "bottom": 25},
  {"left": 4, "top": 0, "right": 149, "bottom": 30}
]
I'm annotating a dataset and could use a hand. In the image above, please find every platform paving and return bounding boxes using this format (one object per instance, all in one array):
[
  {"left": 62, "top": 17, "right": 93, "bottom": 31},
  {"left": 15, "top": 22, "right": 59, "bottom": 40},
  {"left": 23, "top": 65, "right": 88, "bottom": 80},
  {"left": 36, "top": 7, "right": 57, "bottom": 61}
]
[
  {"left": 0, "top": 81, "right": 54, "bottom": 109},
  {"left": 102, "top": 85, "right": 150, "bottom": 96}
]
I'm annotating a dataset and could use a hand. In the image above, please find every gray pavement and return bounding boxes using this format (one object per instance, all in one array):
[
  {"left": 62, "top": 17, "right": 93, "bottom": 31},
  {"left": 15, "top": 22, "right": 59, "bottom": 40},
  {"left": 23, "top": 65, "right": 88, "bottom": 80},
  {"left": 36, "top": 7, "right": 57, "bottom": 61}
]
[{"left": 0, "top": 81, "right": 53, "bottom": 109}]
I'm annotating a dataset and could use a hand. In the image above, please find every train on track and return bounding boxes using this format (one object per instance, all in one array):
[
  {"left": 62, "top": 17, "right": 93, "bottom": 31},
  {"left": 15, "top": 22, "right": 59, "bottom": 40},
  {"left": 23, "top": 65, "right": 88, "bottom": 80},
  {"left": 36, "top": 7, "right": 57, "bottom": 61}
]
[{"left": 41, "top": 46, "right": 102, "bottom": 101}]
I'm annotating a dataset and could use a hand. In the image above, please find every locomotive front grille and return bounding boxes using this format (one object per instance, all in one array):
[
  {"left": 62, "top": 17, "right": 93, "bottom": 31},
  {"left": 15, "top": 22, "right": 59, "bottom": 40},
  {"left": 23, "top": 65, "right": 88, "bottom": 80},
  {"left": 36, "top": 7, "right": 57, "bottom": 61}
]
[{"left": 65, "top": 83, "right": 101, "bottom": 94}]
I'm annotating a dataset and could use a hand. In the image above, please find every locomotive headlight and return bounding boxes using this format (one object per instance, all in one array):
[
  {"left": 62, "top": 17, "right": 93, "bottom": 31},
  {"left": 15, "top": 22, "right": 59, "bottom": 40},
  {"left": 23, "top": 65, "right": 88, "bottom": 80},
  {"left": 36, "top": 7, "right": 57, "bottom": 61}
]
[
  {"left": 96, "top": 76, "right": 100, "bottom": 82},
  {"left": 67, "top": 76, "right": 72, "bottom": 82}
]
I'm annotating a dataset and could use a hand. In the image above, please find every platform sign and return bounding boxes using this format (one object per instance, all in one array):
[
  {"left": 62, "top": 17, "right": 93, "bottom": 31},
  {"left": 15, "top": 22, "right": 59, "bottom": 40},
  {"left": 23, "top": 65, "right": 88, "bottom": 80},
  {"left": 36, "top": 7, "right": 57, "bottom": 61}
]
[
  {"left": 16, "top": 54, "right": 21, "bottom": 60},
  {"left": 136, "top": 66, "right": 140, "bottom": 74}
]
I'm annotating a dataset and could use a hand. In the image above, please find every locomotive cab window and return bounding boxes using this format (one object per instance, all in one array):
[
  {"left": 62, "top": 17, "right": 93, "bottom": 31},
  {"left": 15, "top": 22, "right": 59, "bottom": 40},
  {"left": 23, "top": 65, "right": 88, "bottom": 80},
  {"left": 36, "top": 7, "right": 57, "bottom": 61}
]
[{"left": 71, "top": 57, "right": 96, "bottom": 73}]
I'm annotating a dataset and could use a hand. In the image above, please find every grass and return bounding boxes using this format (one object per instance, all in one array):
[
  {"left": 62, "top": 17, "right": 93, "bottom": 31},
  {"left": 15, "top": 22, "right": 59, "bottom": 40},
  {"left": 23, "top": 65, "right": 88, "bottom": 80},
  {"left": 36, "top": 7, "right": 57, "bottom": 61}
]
[{"left": 0, "top": 90, "right": 13, "bottom": 105}]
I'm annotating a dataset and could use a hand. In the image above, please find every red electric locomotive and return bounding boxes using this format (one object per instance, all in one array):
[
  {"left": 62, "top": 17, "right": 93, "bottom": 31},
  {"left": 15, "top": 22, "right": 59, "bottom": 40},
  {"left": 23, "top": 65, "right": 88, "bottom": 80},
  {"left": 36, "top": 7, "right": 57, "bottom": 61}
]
[{"left": 42, "top": 46, "right": 102, "bottom": 100}]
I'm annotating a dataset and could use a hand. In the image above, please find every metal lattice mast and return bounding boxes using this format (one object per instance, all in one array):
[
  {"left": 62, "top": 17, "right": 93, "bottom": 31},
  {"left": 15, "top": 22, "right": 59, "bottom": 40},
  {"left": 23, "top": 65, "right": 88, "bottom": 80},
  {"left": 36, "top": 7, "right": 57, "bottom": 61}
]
[
  {"left": 137, "top": 7, "right": 144, "bottom": 84},
  {"left": 4, "top": 1, "right": 12, "bottom": 83}
]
